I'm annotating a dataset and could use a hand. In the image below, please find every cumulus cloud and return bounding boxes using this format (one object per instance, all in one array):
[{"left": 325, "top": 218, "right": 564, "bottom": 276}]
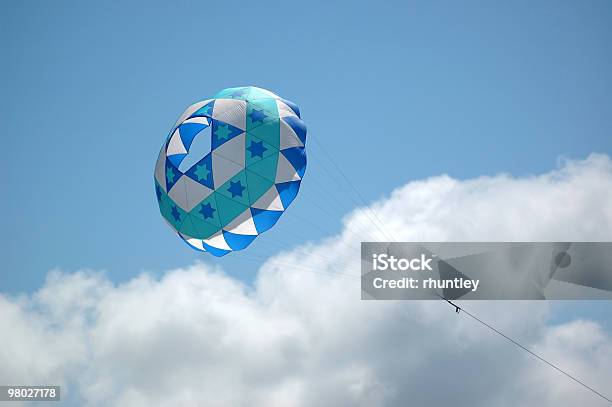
[{"left": 1, "top": 154, "right": 612, "bottom": 406}]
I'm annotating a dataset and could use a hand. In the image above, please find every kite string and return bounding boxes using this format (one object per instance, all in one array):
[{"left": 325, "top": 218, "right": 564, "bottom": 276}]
[
  {"left": 439, "top": 295, "right": 612, "bottom": 404},
  {"left": 231, "top": 251, "right": 358, "bottom": 279},
  {"left": 303, "top": 145, "right": 380, "bottom": 232},
  {"left": 304, "top": 134, "right": 612, "bottom": 405},
  {"left": 308, "top": 138, "right": 396, "bottom": 242},
  {"left": 300, "top": 154, "right": 386, "bottom": 239},
  {"left": 238, "top": 246, "right": 612, "bottom": 406}
]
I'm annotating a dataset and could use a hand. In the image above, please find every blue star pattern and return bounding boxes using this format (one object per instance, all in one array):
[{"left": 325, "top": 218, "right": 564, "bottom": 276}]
[
  {"left": 249, "top": 108, "right": 267, "bottom": 124},
  {"left": 171, "top": 205, "right": 181, "bottom": 222},
  {"left": 166, "top": 166, "right": 175, "bottom": 184},
  {"left": 229, "top": 89, "right": 247, "bottom": 98},
  {"left": 194, "top": 163, "right": 210, "bottom": 181},
  {"left": 199, "top": 202, "right": 215, "bottom": 220},
  {"left": 247, "top": 140, "right": 267, "bottom": 158},
  {"left": 228, "top": 180, "right": 246, "bottom": 198},
  {"left": 198, "top": 104, "right": 213, "bottom": 116},
  {"left": 155, "top": 86, "right": 307, "bottom": 256}
]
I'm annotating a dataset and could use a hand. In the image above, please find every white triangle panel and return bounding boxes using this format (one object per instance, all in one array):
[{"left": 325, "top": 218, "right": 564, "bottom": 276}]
[
  {"left": 276, "top": 99, "right": 298, "bottom": 118},
  {"left": 182, "top": 116, "right": 210, "bottom": 126},
  {"left": 279, "top": 119, "right": 304, "bottom": 149},
  {"left": 212, "top": 99, "right": 247, "bottom": 130},
  {"left": 252, "top": 185, "right": 284, "bottom": 211},
  {"left": 204, "top": 230, "right": 232, "bottom": 251},
  {"left": 174, "top": 99, "right": 212, "bottom": 127},
  {"left": 183, "top": 176, "right": 214, "bottom": 211},
  {"left": 167, "top": 176, "right": 189, "bottom": 211},
  {"left": 212, "top": 153, "right": 243, "bottom": 189},
  {"left": 180, "top": 234, "right": 205, "bottom": 251},
  {"left": 155, "top": 148, "right": 167, "bottom": 191},
  {"left": 225, "top": 209, "right": 258, "bottom": 236},
  {"left": 213, "top": 133, "right": 245, "bottom": 168},
  {"left": 275, "top": 153, "right": 301, "bottom": 183},
  {"left": 167, "top": 129, "right": 187, "bottom": 156}
]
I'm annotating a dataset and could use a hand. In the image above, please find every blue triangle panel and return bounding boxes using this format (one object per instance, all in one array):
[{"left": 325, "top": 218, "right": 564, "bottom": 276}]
[
  {"left": 211, "top": 119, "right": 244, "bottom": 150},
  {"left": 190, "top": 101, "right": 215, "bottom": 118},
  {"left": 279, "top": 98, "right": 300, "bottom": 118},
  {"left": 202, "top": 241, "right": 231, "bottom": 257},
  {"left": 281, "top": 147, "right": 307, "bottom": 178},
  {"left": 282, "top": 116, "right": 307, "bottom": 144},
  {"left": 250, "top": 208, "right": 283, "bottom": 233},
  {"left": 164, "top": 158, "right": 183, "bottom": 191},
  {"left": 222, "top": 230, "right": 257, "bottom": 251},
  {"left": 184, "top": 153, "right": 214, "bottom": 189},
  {"left": 167, "top": 153, "right": 186, "bottom": 169},
  {"left": 276, "top": 180, "right": 301, "bottom": 209},
  {"left": 179, "top": 123, "right": 207, "bottom": 150}
]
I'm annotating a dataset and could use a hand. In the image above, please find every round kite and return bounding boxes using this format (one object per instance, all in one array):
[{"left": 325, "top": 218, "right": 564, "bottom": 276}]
[{"left": 154, "top": 86, "right": 307, "bottom": 256}]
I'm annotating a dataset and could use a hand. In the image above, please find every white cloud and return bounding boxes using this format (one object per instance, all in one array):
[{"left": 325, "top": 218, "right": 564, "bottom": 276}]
[{"left": 1, "top": 154, "right": 612, "bottom": 406}]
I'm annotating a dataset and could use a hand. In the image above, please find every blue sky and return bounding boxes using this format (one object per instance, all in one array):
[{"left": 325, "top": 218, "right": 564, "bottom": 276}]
[
  {"left": 1, "top": 3, "right": 612, "bottom": 405},
  {"left": 1, "top": 0, "right": 611, "bottom": 293}
]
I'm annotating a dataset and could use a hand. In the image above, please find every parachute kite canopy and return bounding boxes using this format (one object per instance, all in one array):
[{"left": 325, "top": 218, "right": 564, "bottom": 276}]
[{"left": 154, "top": 86, "right": 307, "bottom": 256}]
